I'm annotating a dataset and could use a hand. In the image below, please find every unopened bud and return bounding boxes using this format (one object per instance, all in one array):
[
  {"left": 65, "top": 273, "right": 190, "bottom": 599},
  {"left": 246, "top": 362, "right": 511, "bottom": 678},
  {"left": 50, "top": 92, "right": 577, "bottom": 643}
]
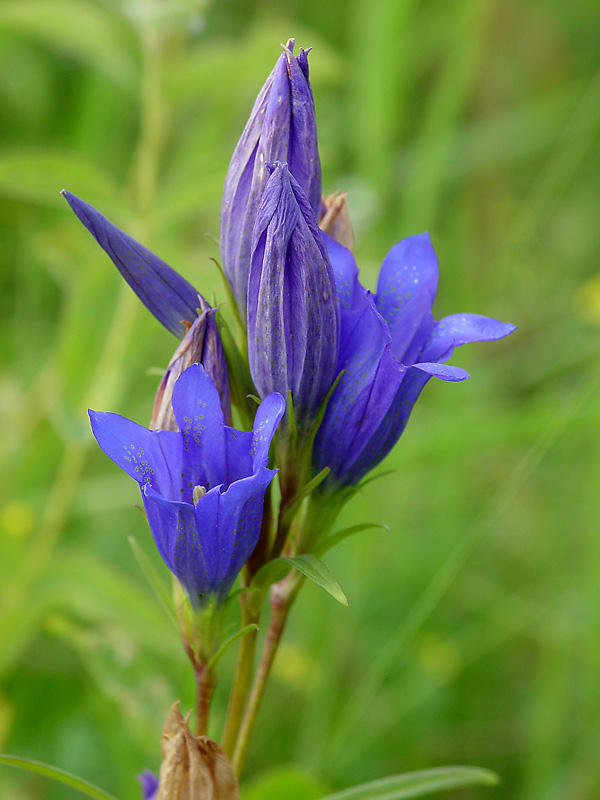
[
  {"left": 151, "top": 298, "right": 231, "bottom": 431},
  {"left": 221, "top": 39, "right": 322, "bottom": 318},
  {"left": 157, "top": 703, "right": 239, "bottom": 800},
  {"left": 320, "top": 191, "right": 354, "bottom": 251},
  {"left": 247, "top": 162, "right": 340, "bottom": 431}
]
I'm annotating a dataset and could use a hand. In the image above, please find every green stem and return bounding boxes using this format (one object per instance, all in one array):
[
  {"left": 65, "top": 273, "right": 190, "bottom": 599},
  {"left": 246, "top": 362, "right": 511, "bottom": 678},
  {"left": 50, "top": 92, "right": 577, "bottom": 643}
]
[
  {"left": 231, "top": 490, "right": 346, "bottom": 775},
  {"left": 232, "top": 580, "right": 295, "bottom": 776},
  {"left": 221, "top": 596, "right": 260, "bottom": 756},
  {"left": 194, "top": 660, "right": 216, "bottom": 736}
]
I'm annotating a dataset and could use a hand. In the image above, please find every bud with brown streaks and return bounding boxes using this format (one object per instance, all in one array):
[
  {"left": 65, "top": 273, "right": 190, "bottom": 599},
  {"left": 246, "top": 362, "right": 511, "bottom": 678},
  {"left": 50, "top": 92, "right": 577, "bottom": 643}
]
[
  {"left": 151, "top": 298, "right": 231, "bottom": 431},
  {"left": 320, "top": 191, "right": 354, "bottom": 251}
]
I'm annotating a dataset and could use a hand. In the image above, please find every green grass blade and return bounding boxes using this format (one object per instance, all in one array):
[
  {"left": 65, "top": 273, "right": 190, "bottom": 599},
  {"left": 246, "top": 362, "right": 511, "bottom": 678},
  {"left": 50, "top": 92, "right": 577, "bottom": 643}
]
[
  {"left": 316, "top": 523, "right": 389, "bottom": 557},
  {"left": 128, "top": 535, "right": 177, "bottom": 627},
  {"left": 319, "top": 766, "right": 498, "bottom": 800},
  {"left": 0, "top": 754, "right": 120, "bottom": 800}
]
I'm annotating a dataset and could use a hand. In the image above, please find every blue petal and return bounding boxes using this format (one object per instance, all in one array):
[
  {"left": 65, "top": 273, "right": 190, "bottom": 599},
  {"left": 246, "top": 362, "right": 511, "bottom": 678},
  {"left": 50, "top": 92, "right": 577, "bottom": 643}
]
[
  {"left": 251, "top": 392, "right": 286, "bottom": 470},
  {"left": 142, "top": 486, "right": 211, "bottom": 604},
  {"left": 409, "top": 362, "right": 470, "bottom": 381},
  {"left": 221, "top": 392, "right": 284, "bottom": 481},
  {"left": 375, "top": 233, "right": 438, "bottom": 363},
  {"left": 223, "top": 426, "right": 254, "bottom": 484},
  {"left": 421, "top": 313, "right": 517, "bottom": 363},
  {"left": 89, "top": 410, "right": 180, "bottom": 497},
  {"left": 323, "top": 232, "right": 360, "bottom": 310},
  {"left": 62, "top": 191, "right": 203, "bottom": 338},
  {"left": 314, "top": 290, "right": 405, "bottom": 481},
  {"left": 171, "top": 364, "right": 228, "bottom": 500},
  {"left": 201, "top": 466, "right": 276, "bottom": 599},
  {"left": 138, "top": 771, "right": 159, "bottom": 800}
]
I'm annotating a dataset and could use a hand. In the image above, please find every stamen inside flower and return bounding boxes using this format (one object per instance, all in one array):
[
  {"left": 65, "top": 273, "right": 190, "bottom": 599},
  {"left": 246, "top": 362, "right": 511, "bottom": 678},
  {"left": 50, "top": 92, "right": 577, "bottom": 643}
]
[{"left": 192, "top": 485, "right": 206, "bottom": 505}]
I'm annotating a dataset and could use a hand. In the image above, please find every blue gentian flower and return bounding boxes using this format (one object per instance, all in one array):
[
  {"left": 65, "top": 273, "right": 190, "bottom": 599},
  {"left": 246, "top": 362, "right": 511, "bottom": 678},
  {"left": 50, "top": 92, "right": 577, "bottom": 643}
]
[
  {"left": 138, "top": 770, "right": 158, "bottom": 800},
  {"left": 62, "top": 191, "right": 204, "bottom": 339},
  {"left": 313, "top": 233, "right": 516, "bottom": 488},
  {"left": 90, "top": 364, "right": 285, "bottom": 605},
  {"left": 221, "top": 39, "right": 321, "bottom": 318},
  {"left": 247, "top": 162, "right": 339, "bottom": 430}
]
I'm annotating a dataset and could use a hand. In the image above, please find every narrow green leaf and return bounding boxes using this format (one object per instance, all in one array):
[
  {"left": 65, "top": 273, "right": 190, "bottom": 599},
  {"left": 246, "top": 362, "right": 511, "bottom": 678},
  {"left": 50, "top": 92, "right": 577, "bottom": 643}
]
[
  {"left": 285, "top": 554, "right": 348, "bottom": 606},
  {"left": 128, "top": 535, "right": 177, "bottom": 628},
  {"left": 0, "top": 754, "right": 119, "bottom": 800},
  {"left": 251, "top": 558, "right": 291, "bottom": 592},
  {"left": 252, "top": 554, "right": 348, "bottom": 605},
  {"left": 208, "top": 623, "right": 259, "bottom": 669},
  {"left": 318, "top": 766, "right": 498, "bottom": 800},
  {"left": 213, "top": 258, "right": 246, "bottom": 340},
  {"left": 315, "top": 523, "right": 389, "bottom": 557}
]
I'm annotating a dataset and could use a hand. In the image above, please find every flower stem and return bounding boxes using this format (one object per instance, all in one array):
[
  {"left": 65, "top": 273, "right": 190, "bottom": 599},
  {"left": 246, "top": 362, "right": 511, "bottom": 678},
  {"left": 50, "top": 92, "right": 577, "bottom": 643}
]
[
  {"left": 221, "top": 597, "right": 260, "bottom": 756},
  {"left": 194, "top": 660, "right": 216, "bottom": 736},
  {"left": 231, "top": 578, "right": 298, "bottom": 776}
]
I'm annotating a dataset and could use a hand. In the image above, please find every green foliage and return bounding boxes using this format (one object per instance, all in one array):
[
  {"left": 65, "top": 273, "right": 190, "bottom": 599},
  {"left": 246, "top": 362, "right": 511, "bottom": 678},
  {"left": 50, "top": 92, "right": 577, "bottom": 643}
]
[
  {"left": 243, "top": 766, "right": 328, "bottom": 800},
  {"left": 0, "top": 754, "right": 118, "bottom": 800},
  {"left": 254, "top": 554, "right": 348, "bottom": 606},
  {"left": 319, "top": 767, "right": 498, "bottom": 799},
  {"left": 1, "top": 0, "right": 599, "bottom": 799}
]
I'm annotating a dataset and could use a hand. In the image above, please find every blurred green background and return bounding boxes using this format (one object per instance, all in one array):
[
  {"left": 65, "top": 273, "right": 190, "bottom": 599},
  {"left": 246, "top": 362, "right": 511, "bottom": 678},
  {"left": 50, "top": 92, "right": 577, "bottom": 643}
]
[{"left": 1, "top": 0, "right": 599, "bottom": 798}]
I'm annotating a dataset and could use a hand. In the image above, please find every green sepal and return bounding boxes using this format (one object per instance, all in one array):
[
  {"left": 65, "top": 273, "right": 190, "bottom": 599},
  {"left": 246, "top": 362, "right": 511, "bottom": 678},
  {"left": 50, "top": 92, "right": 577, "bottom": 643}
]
[
  {"left": 0, "top": 754, "right": 119, "bottom": 800},
  {"left": 224, "top": 585, "right": 258, "bottom": 608},
  {"left": 207, "top": 623, "right": 259, "bottom": 670},
  {"left": 281, "top": 466, "right": 331, "bottom": 528},
  {"left": 317, "top": 766, "right": 498, "bottom": 800},
  {"left": 212, "top": 256, "right": 246, "bottom": 340},
  {"left": 355, "top": 469, "right": 397, "bottom": 491},
  {"left": 315, "top": 522, "right": 389, "bottom": 557},
  {"left": 252, "top": 553, "right": 348, "bottom": 606},
  {"left": 309, "top": 368, "right": 346, "bottom": 441},
  {"left": 128, "top": 535, "right": 177, "bottom": 628},
  {"left": 287, "top": 389, "right": 298, "bottom": 441}
]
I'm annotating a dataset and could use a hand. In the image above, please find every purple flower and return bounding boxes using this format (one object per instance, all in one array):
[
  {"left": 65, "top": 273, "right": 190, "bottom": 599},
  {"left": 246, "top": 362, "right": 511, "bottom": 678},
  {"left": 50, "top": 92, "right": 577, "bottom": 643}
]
[
  {"left": 247, "top": 162, "right": 339, "bottom": 430},
  {"left": 138, "top": 770, "right": 158, "bottom": 800},
  {"left": 152, "top": 298, "right": 231, "bottom": 430},
  {"left": 221, "top": 38, "right": 321, "bottom": 317},
  {"left": 313, "top": 234, "right": 516, "bottom": 488},
  {"left": 90, "top": 364, "right": 285, "bottom": 605},
  {"left": 62, "top": 191, "right": 204, "bottom": 338}
]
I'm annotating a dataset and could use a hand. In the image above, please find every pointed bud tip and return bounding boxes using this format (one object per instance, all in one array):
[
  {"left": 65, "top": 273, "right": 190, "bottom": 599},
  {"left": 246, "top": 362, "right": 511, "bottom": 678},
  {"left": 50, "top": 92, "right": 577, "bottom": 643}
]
[{"left": 265, "top": 160, "right": 289, "bottom": 177}]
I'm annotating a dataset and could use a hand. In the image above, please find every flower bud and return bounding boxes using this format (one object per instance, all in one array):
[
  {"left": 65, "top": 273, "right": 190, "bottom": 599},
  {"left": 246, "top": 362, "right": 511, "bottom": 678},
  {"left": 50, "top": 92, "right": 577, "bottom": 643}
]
[
  {"left": 151, "top": 298, "right": 231, "bottom": 430},
  {"left": 221, "top": 39, "right": 321, "bottom": 317},
  {"left": 157, "top": 704, "right": 239, "bottom": 800},
  {"left": 320, "top": 191, "right": 354, "bottom": 251},
  {"left": 247, "top": 162, "right": 339, "bottom": 430}
]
